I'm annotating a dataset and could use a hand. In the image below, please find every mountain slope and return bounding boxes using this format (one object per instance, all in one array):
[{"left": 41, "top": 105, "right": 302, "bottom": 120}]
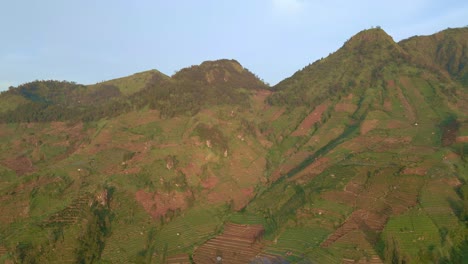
[
  {"left": 399, "top": 27, "right": 468, "bottom": 85},
  {"left": 0, "top": 27, "right": 467, "bottom": 264}
]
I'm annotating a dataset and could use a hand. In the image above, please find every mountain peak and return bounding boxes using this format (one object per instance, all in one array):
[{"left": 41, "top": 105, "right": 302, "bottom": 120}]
[
  {"left": 199, "top": 59, "right": 244, "bottom": 73},
  {"left": 343, "top": 27, "right": 397, "bottom": 51},
  {"left": 173, "top": 59, "right": 267, "bottom": 89}
]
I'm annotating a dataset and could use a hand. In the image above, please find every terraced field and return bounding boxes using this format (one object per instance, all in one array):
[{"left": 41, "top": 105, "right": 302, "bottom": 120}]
[{"left": 193, "top": 223, "right": 271, "bottom": 264}]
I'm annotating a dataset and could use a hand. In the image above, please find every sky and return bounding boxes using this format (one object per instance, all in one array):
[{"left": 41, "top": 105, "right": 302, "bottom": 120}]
[{"left": 1, "top": 1, "right": 467, "bottom": 91}]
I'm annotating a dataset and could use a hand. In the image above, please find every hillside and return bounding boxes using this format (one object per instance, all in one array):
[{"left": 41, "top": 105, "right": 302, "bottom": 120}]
[
  {"left": 0, "top": 59, "right": 267, "bottom": 122},
  {"left": 0, "top": 27, "right": 467, "bottom": 264}
]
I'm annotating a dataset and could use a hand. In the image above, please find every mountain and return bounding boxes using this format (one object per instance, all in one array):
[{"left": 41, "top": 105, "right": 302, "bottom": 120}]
[
  {"left": 400, "top": 27, "right": 468, "bottom": 85},
  {"left": 0, "top": 27, "right": 467, "bottom": 264},
  {"left": 0, "top": 59, "right": 266, "bottom": 122}
]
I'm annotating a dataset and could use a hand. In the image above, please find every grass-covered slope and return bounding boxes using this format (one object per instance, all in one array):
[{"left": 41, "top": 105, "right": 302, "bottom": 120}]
[
  {"left": 0, "top": 27, "right": 467, "bottom": 264},
  {"left": 399, "top": 27, "right": 468, "bottom": 85}
]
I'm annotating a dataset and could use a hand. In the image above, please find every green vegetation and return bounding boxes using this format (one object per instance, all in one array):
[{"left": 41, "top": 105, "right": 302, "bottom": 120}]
[{"left": 0, "top": 27, "right": 468, "bottom": 264}]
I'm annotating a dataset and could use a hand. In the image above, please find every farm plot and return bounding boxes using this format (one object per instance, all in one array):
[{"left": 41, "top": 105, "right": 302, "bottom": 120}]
[
  {"left": 264, "top": 227, "right": 330, "bottom": 259},
  {"left": 153, "top": 207, "right": 226, "bottom": 255},
  {"left": 381, "top": 209, "right": 440, "bottom": 261},
  {"left": 192, "top": 222, "right": 267, "bottom": 264}
]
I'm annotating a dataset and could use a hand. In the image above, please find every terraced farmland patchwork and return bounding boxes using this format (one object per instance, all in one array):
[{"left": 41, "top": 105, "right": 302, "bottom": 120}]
[{"left": 193, "top": 223, "right": 271, "bottom": 264}]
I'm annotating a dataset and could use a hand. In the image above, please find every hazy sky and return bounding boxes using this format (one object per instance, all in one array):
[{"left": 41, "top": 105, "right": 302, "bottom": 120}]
[{"left": 1, "top": 1, "right": 467, "bottom": 91}]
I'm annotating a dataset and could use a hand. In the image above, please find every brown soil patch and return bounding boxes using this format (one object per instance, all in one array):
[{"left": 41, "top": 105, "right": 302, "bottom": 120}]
[
  {"left": 270, "top": 107, "right": 285, "bottom": 122},
  {"left": 444, "top": 151, "right": 460, "bottom": 160},
  {"left": 290, "top": 157, "right": 331, "bottom": 183},
  {"left": 456, "top": 136, "right": 468, "bottom": 143},
  {"left": 2, "top": 156, "right": 35, "bottom": 175},
  {"left": 180, "top": 161, "right": 203, "bottom": 180},
  {"left": 360, "top": 120, "right": 379, "bottom": 135},
  {"left": 193, "top": 223, "right": 265, "bottom": 264},
  {"left": 383, "top": 100, "right": 392, "bottom": 111},
  {"left": 252, "top": 89, "right": 272, "bottom": 109},
  {"left": 334, "top": 103, "right": 357, "bottom": 113},
  {"left": 166, "top": 254, "right": 191, "bottom": 264},
  {"left": 204, "top": 184, "right": 255, "bottom": 211},
  {"left": 241, "top": 186, "right": 254, "bottom": 197},
  {"left": 201, "top": 176, "right": 218, "bottom": 189},
  {"left": 443, "top": 177, "right": 462, "bottom": 188},
  {"left": 402, "top": 167, "right": 427, "bottom": 176},
  {"left": 135, "top": 189, "right": 192, "bottom": 219},
  {"left": 291, "top": 103, "right": 328, "bottom": 136}
]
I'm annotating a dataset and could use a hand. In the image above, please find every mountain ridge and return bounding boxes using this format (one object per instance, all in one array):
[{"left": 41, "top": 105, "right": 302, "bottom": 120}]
[{"left": 0, "top": 26, "right": 467, "bottom": 263}]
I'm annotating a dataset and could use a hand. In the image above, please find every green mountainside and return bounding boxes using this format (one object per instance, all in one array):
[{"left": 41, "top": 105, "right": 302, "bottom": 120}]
[{"left": 0, "top": 27, "right": 468, "bottom": 264}]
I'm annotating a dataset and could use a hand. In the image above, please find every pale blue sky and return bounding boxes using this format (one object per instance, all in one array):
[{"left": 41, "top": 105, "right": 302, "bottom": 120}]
[{"left": 1, "top": 0, "right": 467, "bottom": 91}]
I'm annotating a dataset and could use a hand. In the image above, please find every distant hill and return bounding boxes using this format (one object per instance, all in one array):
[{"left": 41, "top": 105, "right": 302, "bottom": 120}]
[
  {"left": 87, "top": 69, "right": 169, "bottom": 96},
  {"left": 400, "top": 27, "right": 468, "bottom": 85},
  {"left": 0, "top": 59, "right": 267, "bottom": 122}
]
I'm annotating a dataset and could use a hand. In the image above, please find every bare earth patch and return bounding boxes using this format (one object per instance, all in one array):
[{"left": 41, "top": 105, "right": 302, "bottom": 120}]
[
  {"left": 135, "top": 190, "right": 192, "bottom": 219},
  {"left": 201, "top": 176, "right": 218, "bottom": 189},
  {"left": 290, "top": 157, "right": 331, "bottom": 183},
  {"left": 360, "top": 119, "right": 379, "bottom": 135},
  {"left": 270, "top": 107, "right": 285, "bottom": 122},
  {"left": 2, "top": 156, "right": 35, "bottom": 175},
  {"left": 456, "top": 136, "right": 468, "bottom": 143},
  {"left": 292, "top": 103, "right": 328, "bottom": 136},
  {"left": 252, "top": 89, "right": 272, "bottom": 109}
]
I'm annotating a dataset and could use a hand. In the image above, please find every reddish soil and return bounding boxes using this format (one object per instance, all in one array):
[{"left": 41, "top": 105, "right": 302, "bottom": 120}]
[
  {"left": 290, "top": 157, "right": 331, "bottom": 183},
  {"left": 2, "top": 156, "right": 35, "bottom": 175},
  {"left": 270, "top": 108, "right": 285, "bottom": 122},
  {"left": 443, "top": 177, "right": 462, "bottom": 188},
  {"left": 360, "top": 120, "right": 379, "bottom": 135},
  {"left": 166, "top": 254, "right": 191, "bottom": 264},
  {"left": 0, "top": 245, "right": 8, "bottom": 257},
  {"left": 180, "top": 161, "right": 203, "bottom": 180},
  {"left": 292, "top": 103, "right": 328, "bottom": 136},
  {"left": 444, "top": 151, "right": 460, "bottom": 160},
  {"left": 205, "top": 185, "right": 255, "bottom": 211},
  {"left": 193, "top": 223, "right": 266, "bottom": 264},
  {"left": 135, "top": 189, "right": 192, "bottom": 219},
  {"left": 456, "top": 136, "right": 468, "bottom": 143},
  {"left": 383, "top": 100, "right": 392, "bottom": 112},
  {"left": 252, "top": 89, "right": 272, "bottom": 109},
  {"left": 241, "top": 187, "right": 254, "bottom": 197},
  {"left": 201, "top": 176, "right": 219, "bottom": 189}
]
